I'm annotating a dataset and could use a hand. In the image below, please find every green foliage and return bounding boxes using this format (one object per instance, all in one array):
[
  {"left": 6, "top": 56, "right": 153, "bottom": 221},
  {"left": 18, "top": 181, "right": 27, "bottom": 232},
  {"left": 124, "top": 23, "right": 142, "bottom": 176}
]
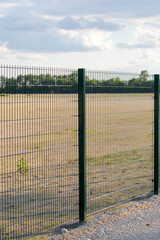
[
  {"left": 128, "top": 78, "right": 141, "bottom": 86},
  {"left": 139, "top": 70, "right": 149, "bottom": 83},
  {"left": 0, "top": 93, "right": 9, "bottom": 96},
  {"left": 128, "top": 70, "right": 150, "bottom": 87},
  {"left": 132, "top": 149, "right": 138, "bottom": 154},
  {"left": 0, "top": 70, "right": 153, "bottom": 94},
  {"left": 17, "top": 157, "right": 28, "bottom": 174}
]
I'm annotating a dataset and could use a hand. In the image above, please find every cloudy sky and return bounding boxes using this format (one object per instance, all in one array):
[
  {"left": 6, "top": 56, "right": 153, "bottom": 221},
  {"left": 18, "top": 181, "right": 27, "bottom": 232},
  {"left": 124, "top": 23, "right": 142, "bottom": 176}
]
[{"left": 0, "top": 0, "right": 160, "bottom": 73}]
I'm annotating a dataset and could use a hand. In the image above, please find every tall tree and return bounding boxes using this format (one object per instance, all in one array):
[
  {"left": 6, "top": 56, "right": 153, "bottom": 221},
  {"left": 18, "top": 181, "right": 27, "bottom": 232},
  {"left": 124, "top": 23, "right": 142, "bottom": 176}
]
[{"left": 139, "top": 70, "right": 149, "bottom": 83}]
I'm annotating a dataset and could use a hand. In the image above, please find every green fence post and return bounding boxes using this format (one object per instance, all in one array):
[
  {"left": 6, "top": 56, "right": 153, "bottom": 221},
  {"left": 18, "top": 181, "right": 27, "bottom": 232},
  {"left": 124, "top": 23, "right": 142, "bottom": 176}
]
[
  {"left": 78, "top": 68, "right": 86, "bottom": 222},
  {"left": 154, "top": 74, "right": 160, "bottom": 195}
]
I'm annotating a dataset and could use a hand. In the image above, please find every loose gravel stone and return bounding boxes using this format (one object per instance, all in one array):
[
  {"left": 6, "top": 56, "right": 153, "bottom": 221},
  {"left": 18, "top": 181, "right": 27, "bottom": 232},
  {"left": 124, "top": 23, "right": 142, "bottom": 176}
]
[
  {"left": 61, "top": 228, "right": 68, "bottom": 234},
  {"left": 53, "top": 195, "right": 160, "bottom": 240}
]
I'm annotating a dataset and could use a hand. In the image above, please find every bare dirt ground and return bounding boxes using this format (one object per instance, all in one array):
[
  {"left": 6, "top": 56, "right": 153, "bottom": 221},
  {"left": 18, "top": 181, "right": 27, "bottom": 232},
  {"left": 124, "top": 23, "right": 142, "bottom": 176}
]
[{"left": 0, "top": 93, "right": 154, "bottom": 239}]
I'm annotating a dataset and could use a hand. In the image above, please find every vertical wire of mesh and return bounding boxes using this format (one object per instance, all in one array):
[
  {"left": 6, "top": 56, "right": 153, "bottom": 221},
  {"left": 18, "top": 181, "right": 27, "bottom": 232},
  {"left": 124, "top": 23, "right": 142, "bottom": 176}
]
[
  {"left": 0, "top": 65, "right": 79, "bottom": 239},
  {"left": 85, "top": 70, "right": 154, "bottom": 216}
]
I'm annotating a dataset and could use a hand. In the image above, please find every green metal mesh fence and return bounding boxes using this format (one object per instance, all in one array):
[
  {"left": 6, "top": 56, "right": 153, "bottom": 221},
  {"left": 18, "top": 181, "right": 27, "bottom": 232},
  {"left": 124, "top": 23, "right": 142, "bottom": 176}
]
[
  {"left": 0, "top": 65, "right": 79, "bottom": 239},
  {"left": 85, "top": 70, "right": 154, "bottom": 216},
  {"left": 0, "top": 66, "right": 155, "bottom": 239}
]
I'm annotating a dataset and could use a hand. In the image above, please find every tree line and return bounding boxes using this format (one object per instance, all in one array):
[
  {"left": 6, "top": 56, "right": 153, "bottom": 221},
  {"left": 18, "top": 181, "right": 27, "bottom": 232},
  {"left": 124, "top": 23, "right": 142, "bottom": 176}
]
[{"left": 0, "top": 70, "right": 153, "bottom": 94}]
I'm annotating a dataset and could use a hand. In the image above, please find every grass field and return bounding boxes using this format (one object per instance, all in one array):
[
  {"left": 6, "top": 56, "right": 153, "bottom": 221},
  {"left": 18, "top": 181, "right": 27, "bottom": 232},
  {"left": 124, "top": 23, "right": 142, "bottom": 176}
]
[{"left": 0, "top": 93, "right": 154, "bottom": 239}]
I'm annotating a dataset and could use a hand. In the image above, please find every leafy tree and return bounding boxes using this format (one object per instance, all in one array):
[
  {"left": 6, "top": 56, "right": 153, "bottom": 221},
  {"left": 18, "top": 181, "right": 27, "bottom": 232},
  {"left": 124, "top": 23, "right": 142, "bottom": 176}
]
[
  {"left": 87, "top": 79, "right": 99, "bottom": 86},
  {"left": 145, "top": 80, "right": 154, "bottom": 87},
  {"left": 0, "top": 69, "right": 153, "bottom": 93},
  {"left": 128, "top": 78, "right": 141, "bottom": 86},
  {"left": 114, "top": 77, "right": 127, "bottom": 86},
  {"left": 68, "top": 72, "right": 78, "bottom": 85},
  {"left": 139, "top": 70, "right": 149, "bottom": 84},
  {"left": 106, "top": 78, "right": 115, "bottom": 86},
  {"left": 0, "top": 76, "right": 7, "bottom": 88}
]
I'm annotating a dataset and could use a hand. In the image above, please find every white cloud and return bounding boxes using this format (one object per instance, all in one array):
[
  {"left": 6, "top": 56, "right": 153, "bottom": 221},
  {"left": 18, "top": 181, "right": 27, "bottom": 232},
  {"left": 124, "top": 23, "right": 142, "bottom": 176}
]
[
  {"left": 18, "top": 52, "right": 46, "bottom": 60},
  {"left": 37, "top": 13, "right": 64, "bottom": 21},
  {"left": 0, "top": 42, "right": 46, "bottom": 62},
  {"left": 0, "top": 2, "right": 17, "bottom": 9},
  {"left": 60, "top": 29, "right": 79, "bottom": 38},
  {"left": 81, "top": 30, "right": 112, "bottom": 50},
  {"left": 0, "top": 0, "right": 160, "bottom": 72},
  {"left": 59, "top": 29, "right": 113, "bottom": 50},
  {"left": 0, "top": 41, "right": 10, "bottom": 53}
]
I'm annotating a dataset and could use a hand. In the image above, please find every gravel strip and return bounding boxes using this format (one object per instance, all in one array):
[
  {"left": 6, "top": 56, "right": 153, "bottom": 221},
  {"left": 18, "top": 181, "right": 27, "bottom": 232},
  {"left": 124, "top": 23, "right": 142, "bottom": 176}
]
[{"left": 53, "top": 195, "right": 160, "bottom": 240}]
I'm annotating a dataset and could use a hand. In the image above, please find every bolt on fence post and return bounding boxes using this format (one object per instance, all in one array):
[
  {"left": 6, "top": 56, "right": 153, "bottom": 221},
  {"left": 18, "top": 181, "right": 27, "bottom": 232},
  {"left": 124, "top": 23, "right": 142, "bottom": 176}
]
[
  {"left": 154, "top": 74, "right": 160, "bottom": 195},
  {"left": 78, "top": 68, "right": 86, "bottom": 221}
]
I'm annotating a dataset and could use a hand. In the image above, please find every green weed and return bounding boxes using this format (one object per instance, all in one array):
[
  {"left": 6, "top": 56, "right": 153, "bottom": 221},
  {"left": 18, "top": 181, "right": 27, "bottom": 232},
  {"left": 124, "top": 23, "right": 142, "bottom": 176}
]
[
  {"left": 106, "top": 161, "right": 113, "bottom": 165},
  {"left": 17, "top": 157, "right": 28, "bottom": 174},
  {"left": 0, "top": 93, "right": 9, "bottom": 96},
  {"left": 34, "top": 145, "right": 41, "bottom": 149},
  {"left": 132, "top": 149, "right": 138, "bottom": 154}
]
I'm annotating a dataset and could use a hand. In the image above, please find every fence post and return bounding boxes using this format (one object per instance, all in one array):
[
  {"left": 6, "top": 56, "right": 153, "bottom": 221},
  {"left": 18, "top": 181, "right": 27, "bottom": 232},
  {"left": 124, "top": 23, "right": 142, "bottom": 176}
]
[
  {"left": 78, "top": 68, "right": 86, "bottom": 221},
  {"left": 154, "top": 74, "right": 160, "bottom": 195}
]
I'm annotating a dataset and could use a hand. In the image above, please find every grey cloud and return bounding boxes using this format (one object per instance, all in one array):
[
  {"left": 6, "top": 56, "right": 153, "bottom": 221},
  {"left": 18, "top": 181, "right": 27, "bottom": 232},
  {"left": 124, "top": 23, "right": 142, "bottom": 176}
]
[
  {"left": 57, "top": 17, "right": 81, "bottom": 30},
  {"left": 2, "top": 0, "right": 160, "bottom": 18},
  {"left": 32, "top": 0, "right": 160, "bottom": 18},
  {"left": 58, "top": 17, "right": 123, "bottom": 31},
  {"left": 0, "top": 3, "right": 123, "bottom": 54},
  {"left": 1, "top": 0, "right": 160, "bottom": 54},
  {"left": 117, "top": 41, "right": 156, "bottom": 49},
  {"left": 87, "top": 19, "right": 124, "bottom": 31},
  {"left": 0, "top": 14, "right": 55, "bottom": 32},
  {"left": 0, "top": 28, "right": 98, "bottom": 53},
  {"left": 0, "top": 7, "right": 99, "bottom": 53}
]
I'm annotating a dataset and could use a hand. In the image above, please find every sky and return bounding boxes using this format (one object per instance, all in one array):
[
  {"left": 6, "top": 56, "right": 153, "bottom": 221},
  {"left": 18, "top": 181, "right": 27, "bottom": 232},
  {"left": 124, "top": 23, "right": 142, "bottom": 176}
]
[{"left": 0, "top": 0, "right": 160, "bottom": 73}]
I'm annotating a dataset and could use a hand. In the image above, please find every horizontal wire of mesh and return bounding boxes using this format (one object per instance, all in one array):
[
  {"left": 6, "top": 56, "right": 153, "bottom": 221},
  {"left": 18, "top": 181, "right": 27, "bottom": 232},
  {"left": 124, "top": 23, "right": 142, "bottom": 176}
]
[
  {"left": 0, "top": 65, "right": 78, "bottom": 239},
  {"left": 85, "top": 70, "right": 154, "bottom": 216}
]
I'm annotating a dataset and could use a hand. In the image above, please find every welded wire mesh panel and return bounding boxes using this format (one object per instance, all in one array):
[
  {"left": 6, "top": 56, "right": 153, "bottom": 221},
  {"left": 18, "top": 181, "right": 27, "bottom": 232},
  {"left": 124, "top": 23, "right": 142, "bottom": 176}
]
[
  {"left": 0, "top": 65, "right": 78, "bottom": 239},
  {"left": 85, "top": 70, "right": 154, "bottom": 216}
]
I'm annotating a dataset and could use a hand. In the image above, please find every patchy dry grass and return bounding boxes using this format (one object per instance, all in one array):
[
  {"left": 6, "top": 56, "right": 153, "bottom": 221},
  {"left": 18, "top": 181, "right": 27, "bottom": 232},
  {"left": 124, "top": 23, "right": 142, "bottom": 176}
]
[{"left": 0, "top": 93, "right": 154, "bottom": 239}]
